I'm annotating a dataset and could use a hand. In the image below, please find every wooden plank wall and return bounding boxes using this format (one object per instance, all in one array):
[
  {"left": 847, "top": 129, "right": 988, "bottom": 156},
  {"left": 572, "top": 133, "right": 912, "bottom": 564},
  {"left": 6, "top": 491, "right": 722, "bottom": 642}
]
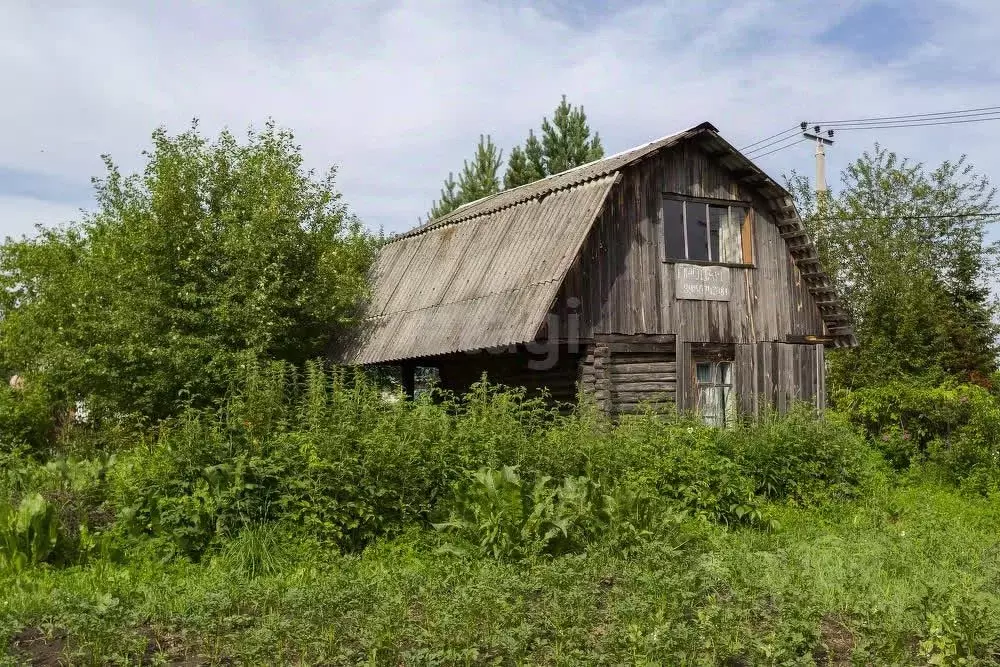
[
  {"left": 550, "top": 140, "right": 826, "bottom": 344},
  {"left": 732, "top": 341, "right": 825, "bottom": 415},
  {"left": 427, "top": 340, "right": 824, "bottom": 416}
]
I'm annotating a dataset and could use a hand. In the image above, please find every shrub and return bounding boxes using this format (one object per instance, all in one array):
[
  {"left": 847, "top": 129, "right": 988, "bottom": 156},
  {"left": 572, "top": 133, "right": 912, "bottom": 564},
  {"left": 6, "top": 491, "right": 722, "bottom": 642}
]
[
  {"left": 838, "top": 381, "right": 1000, "bottom": 492},
  {"left": 109, "top": 363, "right": 479, "bottom": 557},
  {"left": 603, "top": 415, "right": 766, "bottom": 527},
  {"left": 720, "top": 407, "right": 879, "bottom": 504},
  {"left": 0, "top": 380, "right": 55, "bottom": 453},
  {"left": 836, "top": 382, "right": 989, "bottom": 463},
  {"left": 99, "top": 362, "right": 884, "bottom": 560}
]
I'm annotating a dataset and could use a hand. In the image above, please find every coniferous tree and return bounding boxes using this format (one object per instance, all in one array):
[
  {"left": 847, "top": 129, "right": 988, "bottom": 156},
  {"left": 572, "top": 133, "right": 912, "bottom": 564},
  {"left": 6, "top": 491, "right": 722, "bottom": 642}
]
[
  {"left": 457, "top": 134, "right": 503, "bottom": 202},
  {"left": 427, "top": 172, "right": 461, "bottom": 221},
  {"left": 504, "top": 130, "right": 546, "bottom": 189},
  {"left": 540, "top": 95, "right": 604, "bottom": 175},
  {"left": 504, "top": 97, "right": 603, "bottom": 187},
  {"left": 428, "top": 97, "right": 604, "bottom": 215},
  {"left": 427, "top": 135, "right": 502, "bottom": 221}
]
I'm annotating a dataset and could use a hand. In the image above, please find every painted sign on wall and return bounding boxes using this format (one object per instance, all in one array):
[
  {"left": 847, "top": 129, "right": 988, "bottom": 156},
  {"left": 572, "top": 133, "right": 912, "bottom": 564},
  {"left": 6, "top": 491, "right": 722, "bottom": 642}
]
[{"left": 675, "top": 264, "right": 731, "bottom": 301}]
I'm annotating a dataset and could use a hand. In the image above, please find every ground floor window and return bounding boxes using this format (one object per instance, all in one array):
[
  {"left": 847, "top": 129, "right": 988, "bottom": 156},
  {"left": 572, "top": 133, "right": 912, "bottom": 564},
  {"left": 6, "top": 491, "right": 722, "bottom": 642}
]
[{"left": 695, "top": 360, "right": 734, "bottom": 427}]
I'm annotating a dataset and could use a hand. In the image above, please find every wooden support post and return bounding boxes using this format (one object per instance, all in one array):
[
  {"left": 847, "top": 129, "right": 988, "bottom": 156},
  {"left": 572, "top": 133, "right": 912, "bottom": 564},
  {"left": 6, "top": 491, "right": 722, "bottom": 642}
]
[{"left": 401, "top": 362, "right": 416, "bottom": 400}]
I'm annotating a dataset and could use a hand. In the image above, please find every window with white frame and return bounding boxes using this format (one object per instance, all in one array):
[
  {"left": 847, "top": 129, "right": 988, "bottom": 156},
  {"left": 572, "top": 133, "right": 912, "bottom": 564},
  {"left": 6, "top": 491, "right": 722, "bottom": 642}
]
[
  {"left": 664, "top": 197, "right": 750, "bottom": 264},
  {"left": 695, "top": 360, "right": 735, "bottom": 427}
]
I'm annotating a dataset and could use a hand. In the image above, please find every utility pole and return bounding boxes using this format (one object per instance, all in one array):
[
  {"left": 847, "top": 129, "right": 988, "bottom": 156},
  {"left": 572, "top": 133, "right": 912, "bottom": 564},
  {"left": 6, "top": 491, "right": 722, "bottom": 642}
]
[{"left": 800, "top": 122, "right": 835, "bottom": 197}]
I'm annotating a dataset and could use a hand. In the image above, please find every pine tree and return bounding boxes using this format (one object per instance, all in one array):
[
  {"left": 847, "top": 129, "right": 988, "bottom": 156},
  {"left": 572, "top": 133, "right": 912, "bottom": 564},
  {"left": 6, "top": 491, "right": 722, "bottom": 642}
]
[
  {"left": 457, "top": 134, "right": 503, "bottom": 202},
  {"left": 427, "top": 135, "right": 503, "bottom": 221},
  {"left": 428, "top": 96, "right": 605, "bottom": 215},
  {"left": 540, "top": 95, "right": 604, "bottom": 174},
  {"left": 504, "top": 130, "right": 545, "bottom": 189},
  {"left": 427, "top": 172, "right": 461, "bottom": 221},
  {"left": 503, "top": 96, "right": 603, "bottom": 188}
]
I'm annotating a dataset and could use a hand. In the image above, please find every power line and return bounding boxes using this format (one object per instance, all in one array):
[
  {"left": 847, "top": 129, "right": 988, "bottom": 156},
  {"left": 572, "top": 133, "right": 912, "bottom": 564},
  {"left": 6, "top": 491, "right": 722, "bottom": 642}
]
[
  {"left": 809, "top": 211, "right": 1000, "bottom": 222},
  {"left": 751, "top": 137, "right": 808, "bottom": 159},
  {"left": 745, "top": 132, "right": 806, "bottom": 156},
  {"left": 829, "top": 115, "right": 1000, "bottom": 131},
  {"left": 742, "top": 104, "right": 1000, "bottom": 157},
  {"left": 740, "top": 125, "right": 799, "bottom": 151},
  {"left": 815, "top": 105, "right": 1000, "bottom": 126},
  {"left": 822, "top": 109, "right": 1000, "bottom": 127}
]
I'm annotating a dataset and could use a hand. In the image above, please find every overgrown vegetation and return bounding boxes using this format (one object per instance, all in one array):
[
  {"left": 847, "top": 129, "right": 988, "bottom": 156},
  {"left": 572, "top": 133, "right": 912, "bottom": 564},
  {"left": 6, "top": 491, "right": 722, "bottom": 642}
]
[
  {"left": 0, "top": 120, "right": 376, "bottom": 424},
  {"left": 4, "top": 120, "right": 1000, "bottom": 664},
  {"left": 5, "top": 365, "right": 1000, "bottom": 664},
  {"left": 789, "top": 146, "right": 999, "bottom": 389}
]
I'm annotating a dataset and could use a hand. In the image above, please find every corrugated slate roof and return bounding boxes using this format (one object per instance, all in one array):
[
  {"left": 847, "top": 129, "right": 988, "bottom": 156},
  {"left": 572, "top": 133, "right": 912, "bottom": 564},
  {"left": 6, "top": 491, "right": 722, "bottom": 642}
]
[
  {"left": 341, "top": 121, "right": 855, "bottom": 364},
  {"left": 340, "top": 174, "right": 618, "bottom": 364}
]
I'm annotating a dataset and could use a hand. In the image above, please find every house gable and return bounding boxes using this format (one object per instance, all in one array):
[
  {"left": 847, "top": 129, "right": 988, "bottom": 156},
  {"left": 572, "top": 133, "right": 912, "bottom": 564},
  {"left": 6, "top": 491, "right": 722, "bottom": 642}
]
[
  {"left": 549, "top": 132, "right": 854, "bottom": 348},
  {"left": 342, "top": 122, "right": 854, "bottom": 367}
]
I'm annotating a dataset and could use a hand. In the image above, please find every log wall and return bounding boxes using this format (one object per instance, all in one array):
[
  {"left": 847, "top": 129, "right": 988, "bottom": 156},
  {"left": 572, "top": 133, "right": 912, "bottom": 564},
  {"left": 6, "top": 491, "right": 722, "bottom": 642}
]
[{"left": 579, "top": 335, "right": 676, "bottom": 415}]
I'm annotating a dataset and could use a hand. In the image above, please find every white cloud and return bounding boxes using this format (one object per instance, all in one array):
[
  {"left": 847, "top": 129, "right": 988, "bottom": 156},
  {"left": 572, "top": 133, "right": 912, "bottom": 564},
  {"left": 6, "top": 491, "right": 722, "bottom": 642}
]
[{"left": 2, "top": 0, "right": 1000, "bottom": 238}]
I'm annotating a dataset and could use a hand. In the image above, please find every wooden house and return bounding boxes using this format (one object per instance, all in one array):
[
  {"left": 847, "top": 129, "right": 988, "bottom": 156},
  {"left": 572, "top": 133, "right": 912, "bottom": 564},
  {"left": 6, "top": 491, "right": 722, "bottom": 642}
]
[{"left": 340, "top": 122, "right": 856, "bottom": 423}]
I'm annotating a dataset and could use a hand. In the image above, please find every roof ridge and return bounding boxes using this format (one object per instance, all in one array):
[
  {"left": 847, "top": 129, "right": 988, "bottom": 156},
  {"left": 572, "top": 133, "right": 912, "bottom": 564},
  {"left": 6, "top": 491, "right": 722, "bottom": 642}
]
[{"left": 394, "top": 122, "right": 717, "bottom": 242}]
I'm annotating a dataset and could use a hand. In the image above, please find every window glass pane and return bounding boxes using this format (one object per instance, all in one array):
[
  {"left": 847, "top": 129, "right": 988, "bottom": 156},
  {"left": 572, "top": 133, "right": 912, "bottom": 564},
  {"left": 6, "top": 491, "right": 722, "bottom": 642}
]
[
  {"left": 686, "top": 202, "right": 710, "bottom": 261},
  {"left": 696, "top": 362, "right": 713, "bottom": 383},
  {"left": 721, "top": 207, "right": 746, "bottom": 263},
  {"left": 664, "top": 199, "right": 685, "bottom": 259},
  {"left": 709, "top": 205, "right": 727, "bottom": 263}
]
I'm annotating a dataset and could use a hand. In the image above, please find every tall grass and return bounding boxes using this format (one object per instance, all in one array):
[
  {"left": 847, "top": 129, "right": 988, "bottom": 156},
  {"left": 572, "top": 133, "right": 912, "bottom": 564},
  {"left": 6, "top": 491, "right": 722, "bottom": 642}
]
[{"left": 8, "top": 361, "right": 997, "bottom": 665}]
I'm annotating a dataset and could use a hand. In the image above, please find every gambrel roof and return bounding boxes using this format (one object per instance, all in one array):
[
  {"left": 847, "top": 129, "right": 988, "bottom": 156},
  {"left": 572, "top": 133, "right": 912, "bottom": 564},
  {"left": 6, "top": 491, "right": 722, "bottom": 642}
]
[{"left": 340, "top": 122, "right": 855, "bottom": 365}]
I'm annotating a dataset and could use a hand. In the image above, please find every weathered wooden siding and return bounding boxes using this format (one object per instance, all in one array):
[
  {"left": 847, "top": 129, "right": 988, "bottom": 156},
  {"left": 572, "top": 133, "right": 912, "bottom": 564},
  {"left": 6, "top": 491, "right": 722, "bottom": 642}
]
[
  {"left": 546, "top": 138, "right": 831, "bottom": 414},
  {"left": 551, "top": 141, "right": 826, "bottom": 344},
  {"left": 672, "top": 341, "right": 823, "bottom": 414},
  {"left": 733, "top": 342, "right": 825, "bottom": 414}
]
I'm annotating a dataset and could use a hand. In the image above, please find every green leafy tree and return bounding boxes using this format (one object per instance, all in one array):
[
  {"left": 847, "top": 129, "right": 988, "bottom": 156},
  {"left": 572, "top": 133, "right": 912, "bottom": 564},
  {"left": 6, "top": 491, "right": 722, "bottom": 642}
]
[
  {"left": 504, "top": 96, "right": 604, "bottom": 188},
  {"left": 0, "top": 119, "right": 376, "bottom": 421},
  {"left": 427, "top": 135, "right": 503, "bottom": 221},
  {"left": 788, "top": 145, "right": 999, "bottom": 388}
]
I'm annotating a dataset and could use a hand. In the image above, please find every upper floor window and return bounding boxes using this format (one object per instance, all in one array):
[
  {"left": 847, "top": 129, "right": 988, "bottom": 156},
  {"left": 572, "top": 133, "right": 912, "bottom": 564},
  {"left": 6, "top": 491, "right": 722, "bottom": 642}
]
[{"left": 664, "top": 197, "right": 751, "bottom": 264}]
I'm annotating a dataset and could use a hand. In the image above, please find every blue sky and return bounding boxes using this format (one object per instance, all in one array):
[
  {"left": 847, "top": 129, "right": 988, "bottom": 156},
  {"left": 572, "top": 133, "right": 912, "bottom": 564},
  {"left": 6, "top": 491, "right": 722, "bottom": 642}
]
[{"left": 3, "top": 0, "right": 1000, "bottom": 240}]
